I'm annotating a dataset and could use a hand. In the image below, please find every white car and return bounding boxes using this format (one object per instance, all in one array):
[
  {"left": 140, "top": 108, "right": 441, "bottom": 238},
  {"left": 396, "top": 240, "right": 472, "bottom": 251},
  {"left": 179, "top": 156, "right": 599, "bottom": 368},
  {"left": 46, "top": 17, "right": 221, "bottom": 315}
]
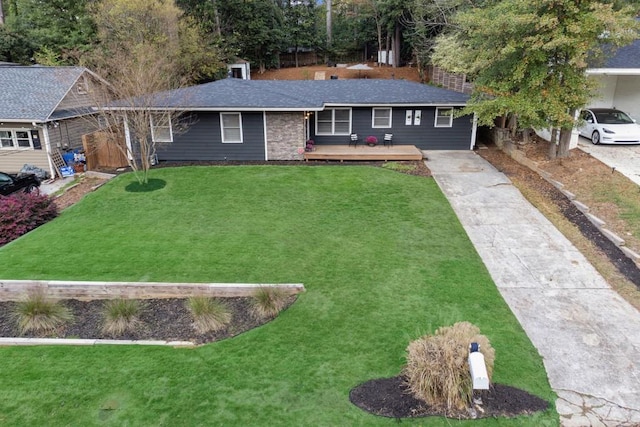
[{"left": 578, "top": 108, "right": 640, "bottom": 145}]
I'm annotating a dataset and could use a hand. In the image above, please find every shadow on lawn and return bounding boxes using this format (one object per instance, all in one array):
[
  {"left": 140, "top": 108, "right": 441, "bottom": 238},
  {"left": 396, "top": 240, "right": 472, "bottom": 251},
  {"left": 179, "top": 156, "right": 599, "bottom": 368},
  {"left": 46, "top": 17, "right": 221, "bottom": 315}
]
[{"left": 125, "top": 178, "right": 167, "bottom": 193}]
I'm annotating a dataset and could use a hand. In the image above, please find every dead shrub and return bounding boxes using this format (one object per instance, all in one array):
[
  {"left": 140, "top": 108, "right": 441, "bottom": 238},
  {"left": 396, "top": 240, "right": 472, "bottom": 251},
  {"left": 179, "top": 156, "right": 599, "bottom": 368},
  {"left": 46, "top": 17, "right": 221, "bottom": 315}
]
[{"left": 403, "top": 321, "right": 495, "bottom": 411}]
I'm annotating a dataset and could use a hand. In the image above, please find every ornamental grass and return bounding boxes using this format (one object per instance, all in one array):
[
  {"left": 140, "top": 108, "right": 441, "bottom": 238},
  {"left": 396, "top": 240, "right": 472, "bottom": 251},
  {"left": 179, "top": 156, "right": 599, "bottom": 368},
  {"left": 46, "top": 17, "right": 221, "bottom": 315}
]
[
  {"left": 403, "top": 321, "right": 495, "bottom": 411},
  {"left": 12, "top": 289, "right": 73, "bottom": 335},
  {"left": 186, "top": 296, "right": 232, "bottom": 334}
]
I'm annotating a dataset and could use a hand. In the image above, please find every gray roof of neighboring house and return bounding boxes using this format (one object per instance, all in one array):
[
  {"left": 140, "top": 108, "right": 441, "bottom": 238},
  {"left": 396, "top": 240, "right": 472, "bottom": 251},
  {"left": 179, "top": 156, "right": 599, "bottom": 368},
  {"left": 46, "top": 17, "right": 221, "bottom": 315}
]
[
  {"left": 0, "top": 66, "right": 87, "bottom": 122},
  {"left": 602, "top": 39, "right": 640, "bottom": 68},
  {"left": 123, "top": 78, "right": 470, "bottom": 111}
]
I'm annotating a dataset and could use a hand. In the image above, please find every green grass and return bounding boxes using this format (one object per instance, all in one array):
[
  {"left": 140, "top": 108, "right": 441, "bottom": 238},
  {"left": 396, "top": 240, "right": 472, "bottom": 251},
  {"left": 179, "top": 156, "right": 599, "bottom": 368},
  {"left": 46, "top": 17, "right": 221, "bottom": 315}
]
[{"left": 0, "top": 166, "right": 557, "bottom": 426}]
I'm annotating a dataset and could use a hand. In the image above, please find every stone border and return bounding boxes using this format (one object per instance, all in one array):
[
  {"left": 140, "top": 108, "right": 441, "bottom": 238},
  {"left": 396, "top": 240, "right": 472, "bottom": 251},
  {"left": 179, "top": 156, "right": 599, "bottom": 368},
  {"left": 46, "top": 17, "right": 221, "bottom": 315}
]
[
  {"left": 0, "top": 280, "right": 305, "bottom": 301},
  {"left": 0, "top": 338, "right": 195, "bottom": 348},
  {"left": 495, "top": 142, "right": 640, "bottom": 267}
]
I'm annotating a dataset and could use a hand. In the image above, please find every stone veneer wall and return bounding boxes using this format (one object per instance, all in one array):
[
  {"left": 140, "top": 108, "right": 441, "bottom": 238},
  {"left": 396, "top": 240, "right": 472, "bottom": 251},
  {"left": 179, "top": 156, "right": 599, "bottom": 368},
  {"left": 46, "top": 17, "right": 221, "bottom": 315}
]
[{"left": 266, "top": 112, "right": 305, "bottom": 160}]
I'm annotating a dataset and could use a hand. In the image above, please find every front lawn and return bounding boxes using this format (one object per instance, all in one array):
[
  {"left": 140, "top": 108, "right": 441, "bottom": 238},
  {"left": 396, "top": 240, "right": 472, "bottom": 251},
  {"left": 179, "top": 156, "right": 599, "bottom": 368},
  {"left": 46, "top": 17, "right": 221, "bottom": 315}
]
[{"left": 0, "top": 165, "right": 557, "bottom": 426}]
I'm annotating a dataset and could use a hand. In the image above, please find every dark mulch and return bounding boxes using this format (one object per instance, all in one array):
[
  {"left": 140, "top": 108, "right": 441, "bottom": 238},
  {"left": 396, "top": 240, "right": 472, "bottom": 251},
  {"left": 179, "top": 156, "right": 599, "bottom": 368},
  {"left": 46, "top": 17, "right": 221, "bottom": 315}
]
[
  {"left": 0, "top": 297, "right": 296, "bottom": 344},
  {"left": 350, "top": 376, "right": 549, "bottom": 420}
]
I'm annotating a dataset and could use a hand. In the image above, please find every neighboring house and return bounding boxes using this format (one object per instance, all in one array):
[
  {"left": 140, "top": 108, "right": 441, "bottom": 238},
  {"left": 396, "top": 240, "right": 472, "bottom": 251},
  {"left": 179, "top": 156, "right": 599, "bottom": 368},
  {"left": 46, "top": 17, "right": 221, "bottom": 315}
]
[
  {"left": 587, "top": 38, "right": 640, "bottom": 121},
  {"left": 118, "top": 78, "right": 474, "bottom": 162},
  {"left": 536, "top": 39, "right": 640, "bottom": 148},
  {"left": 0, "top": 66, "right": 102, "bottom": 176}
]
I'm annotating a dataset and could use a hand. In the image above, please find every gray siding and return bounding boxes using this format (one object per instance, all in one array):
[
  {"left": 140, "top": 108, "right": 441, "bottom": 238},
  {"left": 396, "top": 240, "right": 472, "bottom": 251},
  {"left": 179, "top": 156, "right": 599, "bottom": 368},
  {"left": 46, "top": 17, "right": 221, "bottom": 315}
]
[
  {"left": 55, "top": 73, "right": 97, "bottom": 112},
  {"left": 157, "top": 112, "right": 266, "bottom": 161},
  {"left": 48, "top": 117, "right": 97, "bottom": 151},
  {"left": 311, "top": 107, "right": 473, "bottom": 150}
]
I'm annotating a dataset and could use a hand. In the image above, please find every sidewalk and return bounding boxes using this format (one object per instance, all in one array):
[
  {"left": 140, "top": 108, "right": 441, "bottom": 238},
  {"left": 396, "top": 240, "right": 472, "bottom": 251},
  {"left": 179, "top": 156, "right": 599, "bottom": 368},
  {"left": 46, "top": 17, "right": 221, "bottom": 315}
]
[{"left": 425, "top": 150, "right": 640, "bottom": 427}]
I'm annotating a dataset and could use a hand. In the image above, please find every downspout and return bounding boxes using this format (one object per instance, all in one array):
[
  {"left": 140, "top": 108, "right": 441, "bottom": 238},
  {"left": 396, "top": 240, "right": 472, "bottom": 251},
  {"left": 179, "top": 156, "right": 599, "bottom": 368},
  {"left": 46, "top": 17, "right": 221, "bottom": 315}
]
[
  {"left": 123, "top": 115, "right": 133, "bottom": 160},
  {"left": 469, "top": 113, "right": 478, "bottom": 150},
  {"left": 42, "top": 126, "right": 56, "bottom": 179},
  {"left": 263, "top": 111, "right": 268, "bottom": 161}
]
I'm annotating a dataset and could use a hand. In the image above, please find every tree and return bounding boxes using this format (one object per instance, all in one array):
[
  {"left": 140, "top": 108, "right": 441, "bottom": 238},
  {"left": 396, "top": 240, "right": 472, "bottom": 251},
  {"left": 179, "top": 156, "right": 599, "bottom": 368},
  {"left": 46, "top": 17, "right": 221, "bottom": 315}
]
[
  {"left": 0, "top": 25, "right": 33, "bottom": 63},
  {"left": 407, "top": 0, "right": 482, "bottom": 71},
  {"left": 283, "top": 0, "right": 319, "bottom": 67},
  {"left": 83, "top": 0, "right": 223, "bottom": 185},
  {"left": 3, "top": 0, "right": 95, "bottom": 64},
  {"left": 431, "top": 0, "right": 638, "bottom": 157},
  {"left": 217, "top": 0, "right": 285, "bottom": 72}
]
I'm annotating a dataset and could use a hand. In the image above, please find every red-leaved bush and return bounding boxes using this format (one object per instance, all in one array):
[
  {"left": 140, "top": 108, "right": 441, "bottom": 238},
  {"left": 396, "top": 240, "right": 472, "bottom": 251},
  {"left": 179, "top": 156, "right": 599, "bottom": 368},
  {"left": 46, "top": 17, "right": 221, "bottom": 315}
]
[{"left": 0, "top": 192, "right": 58, "bottom": 246}]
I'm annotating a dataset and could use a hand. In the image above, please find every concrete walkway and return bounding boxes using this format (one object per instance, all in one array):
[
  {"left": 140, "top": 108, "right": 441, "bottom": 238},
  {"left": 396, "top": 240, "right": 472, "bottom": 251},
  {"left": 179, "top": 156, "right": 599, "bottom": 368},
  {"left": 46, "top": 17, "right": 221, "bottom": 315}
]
[{"left": 425, "top": 150, "right": 640, "bottom": 427}]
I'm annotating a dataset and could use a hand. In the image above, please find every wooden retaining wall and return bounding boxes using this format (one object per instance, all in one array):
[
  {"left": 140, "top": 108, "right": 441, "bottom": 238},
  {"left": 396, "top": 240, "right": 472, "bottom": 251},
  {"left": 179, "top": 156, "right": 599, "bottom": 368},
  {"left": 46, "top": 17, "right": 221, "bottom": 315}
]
[{"left": 0, "top": 280, "right": 305, "bottom": 301}]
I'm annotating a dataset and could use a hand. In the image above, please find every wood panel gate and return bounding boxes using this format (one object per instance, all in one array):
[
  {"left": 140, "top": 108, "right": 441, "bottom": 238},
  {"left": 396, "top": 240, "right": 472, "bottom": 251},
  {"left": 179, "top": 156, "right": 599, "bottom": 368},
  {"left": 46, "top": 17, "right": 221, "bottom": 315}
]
[{"left": 81, "top": 129, "right": 128, "bottom": 170}]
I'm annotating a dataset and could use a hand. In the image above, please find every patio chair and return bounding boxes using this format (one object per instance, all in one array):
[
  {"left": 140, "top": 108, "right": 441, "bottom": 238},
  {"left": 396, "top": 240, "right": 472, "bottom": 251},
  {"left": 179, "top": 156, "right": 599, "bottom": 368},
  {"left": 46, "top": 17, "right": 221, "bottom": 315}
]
[
  {"left": 383, "top": 133, "right": 393, "bottom": 147},
  {"left": 349, "top": 133, "right": 359, "bottom": 147}
]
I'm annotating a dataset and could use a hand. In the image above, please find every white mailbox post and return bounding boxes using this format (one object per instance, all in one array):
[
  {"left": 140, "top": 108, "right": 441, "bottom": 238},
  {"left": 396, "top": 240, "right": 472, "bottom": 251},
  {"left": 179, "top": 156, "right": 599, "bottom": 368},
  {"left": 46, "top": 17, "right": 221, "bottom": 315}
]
[{"left": 469, "top": 343, "right": 490, "bottom": 390}]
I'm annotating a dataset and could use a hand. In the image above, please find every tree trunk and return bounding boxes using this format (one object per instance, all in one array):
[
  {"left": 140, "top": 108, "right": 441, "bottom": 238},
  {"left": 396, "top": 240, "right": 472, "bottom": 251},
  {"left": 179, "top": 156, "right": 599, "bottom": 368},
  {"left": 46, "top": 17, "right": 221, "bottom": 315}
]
[
  {"left": 385, "top": 34, "right": 390, "bottom": 66},
  {"left": 326, "top": 0, "right": 332, "bottom": 49},
  {"left": 558, "top": 128, "right": 572, "bottom": 158},
  {"left": 376, "top": 22, "right": 382, "bottom": 66},
  {"left": 548, "top": 128, "right": 558, "bottom": 159},
  {"left": 393, "top": 23, "right": 400, "bottom": 68},
  {"left": 0, "top": 0, "right": 4, "bottom": 25},
  {"left": 499, "top": 115, "right": 507, "bottom": 128},
  {"left": 508, "top": 114, "right": 517, "bottom": 137},
  {"left": 210, "top": 0, "right": 221, "bottom": 38}
]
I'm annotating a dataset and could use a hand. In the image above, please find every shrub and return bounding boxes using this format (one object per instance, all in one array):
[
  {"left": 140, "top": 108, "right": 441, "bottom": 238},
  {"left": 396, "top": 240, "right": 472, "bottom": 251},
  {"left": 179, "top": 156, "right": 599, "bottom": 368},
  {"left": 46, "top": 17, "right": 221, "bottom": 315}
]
[
  {"left": 102, "top": 299, "right": 143, "bottom": 335},
  {"left": 0, "top": 192, "right": 58, "bottom": 246},
  {"left": 12, "top": 289, "right": 73, "bottom": 335},
  {"left": 249, "top": 287, "right": 289, "bottom": 319},
  {"left": 185, "top": 297, "right": 232, "bottom": 333},
  {"left": 403, "top": 322, "right": 495, "bottom": 411}
]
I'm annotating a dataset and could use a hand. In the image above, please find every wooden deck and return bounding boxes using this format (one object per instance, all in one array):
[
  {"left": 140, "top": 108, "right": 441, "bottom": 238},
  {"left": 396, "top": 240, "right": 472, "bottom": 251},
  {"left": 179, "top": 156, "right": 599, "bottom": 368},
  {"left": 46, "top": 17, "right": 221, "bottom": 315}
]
[{"left": 303, "top": 144, "right": 424, "bottom": 161}]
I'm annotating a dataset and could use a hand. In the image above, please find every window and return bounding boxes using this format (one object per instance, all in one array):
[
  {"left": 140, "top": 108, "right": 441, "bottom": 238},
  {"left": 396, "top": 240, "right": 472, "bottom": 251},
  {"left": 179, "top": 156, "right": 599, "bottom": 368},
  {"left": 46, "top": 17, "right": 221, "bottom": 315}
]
[
  {"left": 435, "top": 107, "right": 454, "bottom": 127},
  {"left": 150, "top": 112, "right": 173, "bottom": 143},
  {"left": 372, "top": 108, "right": 392, "bottom": 128},
  {"left": 221, "top": 113, "right": 243, "bottom": 143},
  {"left": 316, "top": 108, "right": 351, "bottom": 135},
  {"left": 0, "top": 129, "right": 34, "bottom": 149}
]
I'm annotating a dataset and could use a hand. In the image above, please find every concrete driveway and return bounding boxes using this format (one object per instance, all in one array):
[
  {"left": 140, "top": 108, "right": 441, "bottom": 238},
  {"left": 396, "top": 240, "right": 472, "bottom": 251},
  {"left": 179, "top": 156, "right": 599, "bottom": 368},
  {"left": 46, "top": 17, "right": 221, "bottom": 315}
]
[
  {"left": 577, "top": 136, "right": 640, "bottom": 186},
  {"left": 425, "top": 150, "right": 640, "bottom": 427}
]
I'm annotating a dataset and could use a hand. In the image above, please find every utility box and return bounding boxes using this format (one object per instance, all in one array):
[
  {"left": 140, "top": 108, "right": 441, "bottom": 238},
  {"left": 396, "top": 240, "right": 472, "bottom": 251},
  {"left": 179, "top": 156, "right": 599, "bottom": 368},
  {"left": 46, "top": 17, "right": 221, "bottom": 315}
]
[{"left": 469, "top": 352, "right": 490, "bottom": 390}]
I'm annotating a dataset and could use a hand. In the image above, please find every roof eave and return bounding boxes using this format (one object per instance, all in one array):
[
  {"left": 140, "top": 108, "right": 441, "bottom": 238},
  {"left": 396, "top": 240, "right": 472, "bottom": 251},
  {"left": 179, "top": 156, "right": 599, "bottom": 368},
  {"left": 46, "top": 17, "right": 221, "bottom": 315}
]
[
  {"left": 102, "top": 107, "right": 320, "bottom": 112},
  {"left": 323, "top": 103, "right": 468, "bottom": 107},
  {"left": 587, "top": 68, "right": 640, "bottom": 75}
]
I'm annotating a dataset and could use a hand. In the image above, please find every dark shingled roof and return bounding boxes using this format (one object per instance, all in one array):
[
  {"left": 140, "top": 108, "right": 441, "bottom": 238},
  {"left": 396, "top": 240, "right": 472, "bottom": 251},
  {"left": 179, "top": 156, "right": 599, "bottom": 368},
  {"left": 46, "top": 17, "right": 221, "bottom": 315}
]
[
  {"left": 602, "top": 39, "right": 640, "bottom": 68},
  {"left": 0, "top": 66, "right": 87, "bottom": 122},
  {"left": 129, "top": 78, "right": 470, "bottom": 110}
]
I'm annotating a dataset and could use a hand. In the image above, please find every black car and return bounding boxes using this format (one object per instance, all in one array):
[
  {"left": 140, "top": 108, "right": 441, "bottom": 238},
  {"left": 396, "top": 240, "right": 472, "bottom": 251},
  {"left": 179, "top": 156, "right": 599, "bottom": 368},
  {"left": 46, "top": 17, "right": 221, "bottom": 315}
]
[{"left": 0, "top": 171, "right": 41, "bottom": 196}]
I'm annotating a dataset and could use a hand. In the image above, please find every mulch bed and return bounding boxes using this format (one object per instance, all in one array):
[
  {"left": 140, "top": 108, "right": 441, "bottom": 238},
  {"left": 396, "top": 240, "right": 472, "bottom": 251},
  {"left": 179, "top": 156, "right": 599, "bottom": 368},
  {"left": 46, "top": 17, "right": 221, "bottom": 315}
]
[
  {"left": 350, "top": 376, "right": 549, "bottom": 420},
  {"left": 0, "top": 297, "right": 295, "bottom": 344}
]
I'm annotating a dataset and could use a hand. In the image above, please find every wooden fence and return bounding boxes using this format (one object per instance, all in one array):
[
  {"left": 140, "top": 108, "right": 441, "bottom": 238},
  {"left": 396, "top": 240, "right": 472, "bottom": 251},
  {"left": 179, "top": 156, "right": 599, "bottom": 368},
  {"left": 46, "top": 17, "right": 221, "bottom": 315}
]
[{"left": 82, "top": 129, "right": 128, "bottom": 170}]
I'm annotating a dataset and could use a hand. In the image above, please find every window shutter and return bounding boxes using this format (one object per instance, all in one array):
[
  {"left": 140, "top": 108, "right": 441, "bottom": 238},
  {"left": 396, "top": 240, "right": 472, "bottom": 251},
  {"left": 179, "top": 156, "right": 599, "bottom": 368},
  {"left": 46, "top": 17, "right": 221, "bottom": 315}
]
[{"left": 30, "top": 130, "right": 42, "bottom": 150}]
